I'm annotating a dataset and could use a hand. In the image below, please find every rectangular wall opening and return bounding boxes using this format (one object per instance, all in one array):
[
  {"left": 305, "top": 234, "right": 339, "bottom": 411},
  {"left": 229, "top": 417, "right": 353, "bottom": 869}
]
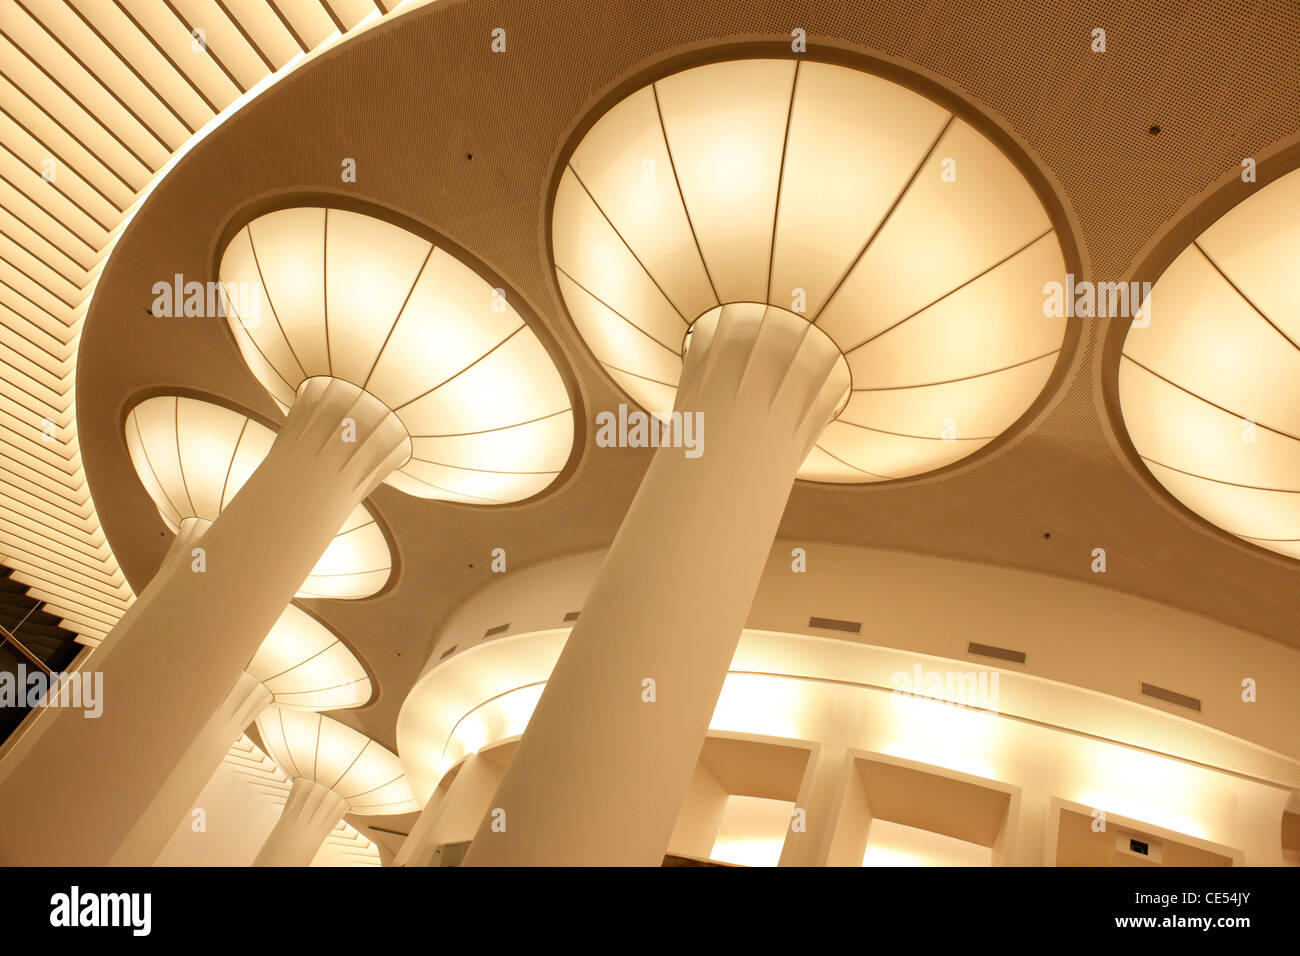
[
  {"left": 667, "top": 734, "right": 811, "bottom": 867},
  {"left": 826, "top": 753, "right": 1017, "bottom": 867}
]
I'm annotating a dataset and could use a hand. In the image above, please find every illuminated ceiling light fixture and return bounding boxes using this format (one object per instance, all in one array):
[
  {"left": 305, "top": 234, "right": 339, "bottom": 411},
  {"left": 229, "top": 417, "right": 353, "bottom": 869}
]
[
  {"left": 0, "top": 205, "right": 574, "bottom": 867},
  {"left": 552, "top": 57, "right": 1068, "bottom": 480},
  {"left": 218, "top": 205, "right": 575, "bottom": 504},
  {"left": 467, "top": 56, "right": 1070, "bottom": 866},
  {"left": 124, "top": 395, "right": 392, "bottom": 599},
  {"left": 1119, "top": 167, "right": 1300, "bottom": 561},
  {"left": 253, "top": 706, "right": 418, "bottom": 866},
  {"left": 246, "top": 605, "right": 372, "bottom": 713}
]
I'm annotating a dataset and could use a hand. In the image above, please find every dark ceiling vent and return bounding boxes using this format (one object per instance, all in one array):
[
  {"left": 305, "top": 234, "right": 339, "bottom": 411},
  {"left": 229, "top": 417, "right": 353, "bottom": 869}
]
[
  {"left": 1140, "top": 682, "right": 1201, "bottom": 713},
  {"left": 483, "top": 623, "right": 509, "bottom": 638},
  {"left": 808, "top": 616, "right": 861, "bottom": 634},
  {"left": 968, "top": 642, "right": 1027, "bottom": 665},
  {"left": 562, "top": 611, "right": 580, "bottom": 622}
]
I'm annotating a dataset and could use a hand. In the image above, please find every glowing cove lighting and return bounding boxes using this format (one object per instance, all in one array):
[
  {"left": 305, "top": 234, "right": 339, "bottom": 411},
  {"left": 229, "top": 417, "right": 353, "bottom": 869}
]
[
  {"left": 124, "top": 395, "right": 391, "bottom": 599},
  {"left": 1119, "top": 166, "right": 1300, "bottom": 560},
  {"left": 552, "top": 57, "right": 1070, "bottom": 481},
  {"left": 217, "top": 206, "right": 574, "bottom": 504}
]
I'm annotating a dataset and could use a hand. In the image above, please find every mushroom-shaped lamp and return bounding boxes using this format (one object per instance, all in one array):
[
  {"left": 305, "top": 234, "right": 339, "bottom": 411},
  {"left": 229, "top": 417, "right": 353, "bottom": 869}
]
[
  {"left": 125, "top": 394, "right": 392, "bottom": 599},
  {"left": 253, "top": 706, "right": 418, "bottom": 866},
  {"left": 1119, "top": 166, "right": 1300, "bottom": 560}
]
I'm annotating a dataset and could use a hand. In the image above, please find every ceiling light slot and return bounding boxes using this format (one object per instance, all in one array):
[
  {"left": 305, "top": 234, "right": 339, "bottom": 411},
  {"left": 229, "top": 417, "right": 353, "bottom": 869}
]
[
  {"left": 1139, "top": 682, "right": 1201, "bottom": 713},
  {"left": 808, "top": 616, "right": 861, "bottom": 634},
  {"left": 967, "top": 642, "right": 1027, "bottom": 664}
]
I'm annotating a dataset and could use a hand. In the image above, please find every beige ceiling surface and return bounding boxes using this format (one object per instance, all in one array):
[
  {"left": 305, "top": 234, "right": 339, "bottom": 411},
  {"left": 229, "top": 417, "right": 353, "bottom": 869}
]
[{"left": 74, "top": 0, "right": 1300, "bottom": 751}]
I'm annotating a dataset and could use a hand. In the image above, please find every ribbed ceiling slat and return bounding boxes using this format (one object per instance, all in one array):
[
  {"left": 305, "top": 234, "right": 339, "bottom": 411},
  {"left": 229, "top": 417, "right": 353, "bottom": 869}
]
[
  {"left": 35, "top": 0, "right": 201, "bottom": 143},
  {"left": 118, "top": 0, "right": 244, "bottom": 108},
  {"left": 0, "top": 2, "right": 176, "bottom": 163},
  {"left": 171, "top": 0, "right": 275, "bottom": 89},
  {"left": 221, "top": 0, "right": 303, "bottom": 65}
]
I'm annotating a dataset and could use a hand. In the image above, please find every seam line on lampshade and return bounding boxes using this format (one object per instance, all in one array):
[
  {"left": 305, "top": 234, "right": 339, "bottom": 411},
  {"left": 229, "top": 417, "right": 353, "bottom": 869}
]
[
  {"left": 809, "top": 441, "right": 894, "bottom": 480},
  {"left": 567, "top": 163, "right": 689, "bottom": 325},
  {"left": 276, "top": 708, "right": 302, "bottom": 778},
  {"left": 387, "top": 470, "right": 506, "bottom": 503},
  {"left": 841, "top": 228, "right": 1056, "bottom": 355},
  {"left": 130, "top": 410, "right": 183, "bottom": 525},
  {"left": 361, "top": 242, "right": 436, "bottom": 391},
  {"left": 851, "top": 348, "right": 1059, "bottom": 392},
  {"left": 418, "top": 457, "right": 562, "bottom": 477},
  {"left": 812, "top": 113, "right": 956, "bottom": 326},
  {"left": 1142, "top": 455, "right": 1300, "bottom": 495},
  {"left": 389, "top": 324, "right": 527, "bottom": 413},
  {"left": 227, "top": 291, "right": 299, "bottom": 400},
  {"left": 1120, "top": 355, "right": 1300, "bottom": 442},
  {"left": 835, "top": 419, "right": 998, "bottom": 442},
  {"left": 270, "top": 679, "right": 369, "bottom": 698},
  {"left": 328, "top": 736, "right": 369, "bottom": 793},
  {"left": 300, "top": 565, "right": 391, "bottom": 579},
  {"left": 323, "top": 208, "right": 332, "bottom": 377},
  {"left": 258, "top": 636, "right": 342, "bottom": 682},
  {"left": 217, "top": 418, "right": 252, "bottom": 510},
  {"left": 765, "top": 59, "right": 801, "bottom": 305},
  {"left": 556, "top": 263, "right": 684, "bottom": 353},
  {"left": 406, "top": 407, "right": 570, "bottom": 440},
  {"left": 248, "top": 224, "right": 309, "bottom": 380},
  {"left": 172, "top": 397, "right": 199, "bottom": 517},
  {"left": 346, "top": 770, "right": 406, "bottom": 802},
  {"left": 602, "top": 360, "right": 676, "bottom": 390},
  {"left": 1192, "top": 240, "right": 1300, "bottom": 352},
  {"left": 651, "top": 80, "right": 721, "bottom": 306}
]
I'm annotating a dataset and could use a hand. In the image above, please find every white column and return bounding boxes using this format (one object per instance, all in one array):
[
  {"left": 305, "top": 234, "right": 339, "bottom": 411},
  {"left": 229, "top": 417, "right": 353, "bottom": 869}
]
[
  {"left": 465, "top": 307, "right": 846, "bottom": 866},
  {"left": 112, "top": 671, "right": 273, "bottom": 865},
  {"left": 394, "top": 753, "right": 504, "bottom": 867},
  {"left": 253, "top": 777, "right": 348, "bottom": 867},
  {"left": 1008, "top": 785, "right": 1056, "bottom": 865},
  {"left": 0, "top": 378, "right": 409, "bottom": 865},
  {"left": 777, "top": 695, "right": 856, "bottom": 867}
]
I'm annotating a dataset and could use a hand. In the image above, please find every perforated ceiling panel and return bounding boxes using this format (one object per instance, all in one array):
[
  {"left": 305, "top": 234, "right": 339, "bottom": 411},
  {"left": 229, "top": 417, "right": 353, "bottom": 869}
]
[{"left": 74, "top": 0, "right": 1300, "bottom": 747}]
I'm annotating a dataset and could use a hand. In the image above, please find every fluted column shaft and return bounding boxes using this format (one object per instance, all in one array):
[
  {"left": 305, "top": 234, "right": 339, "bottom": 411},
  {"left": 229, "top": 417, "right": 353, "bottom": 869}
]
[
  {"left": 465, "top": 306, "right": 846, "bottom": 866},
  {"left": 253, "top": 777, "right": 348, "bottom": 867},
  {"left": 0, "top": 378, "right": 409, "bottom": 865}
]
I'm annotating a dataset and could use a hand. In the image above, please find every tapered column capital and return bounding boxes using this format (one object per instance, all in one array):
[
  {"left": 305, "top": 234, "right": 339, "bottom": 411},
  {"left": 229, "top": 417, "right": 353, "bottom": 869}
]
[{"left": 253, "top": 777, "right": 349, "bottom": 867}]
